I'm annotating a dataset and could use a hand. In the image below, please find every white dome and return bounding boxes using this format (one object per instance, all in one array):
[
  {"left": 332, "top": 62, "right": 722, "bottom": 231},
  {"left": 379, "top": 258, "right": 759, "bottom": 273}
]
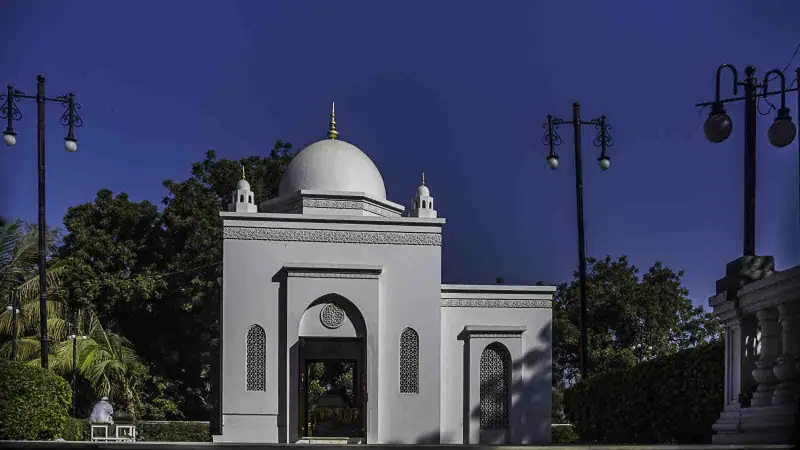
[
  {"left": 279, "top": 139, "right": 387, "bottom": 199},
  {"left": 236, "top": 179, "right": 250, "bottom": 190},
  {"left": 417, "top": 184, "right": 430, "bottom": 197}
]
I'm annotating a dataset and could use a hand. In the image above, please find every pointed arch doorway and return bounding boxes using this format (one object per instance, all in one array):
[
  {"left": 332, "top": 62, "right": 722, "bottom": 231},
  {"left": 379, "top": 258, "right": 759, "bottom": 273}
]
[{"left": 297, "top": 295, "right": 367, "bottom": 442}]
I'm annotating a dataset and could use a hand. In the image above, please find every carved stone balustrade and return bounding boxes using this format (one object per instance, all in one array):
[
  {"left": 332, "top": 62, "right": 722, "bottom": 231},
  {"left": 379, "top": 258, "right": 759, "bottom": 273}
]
[
  {"left": 772, "top": 301, "right": 800, "bottom": 405},
  {"left": 751, "top": 308, "right": 780, "bottom": 406},
  {"left": 709, "top": 257, "right": 799, "bottom": 445}
]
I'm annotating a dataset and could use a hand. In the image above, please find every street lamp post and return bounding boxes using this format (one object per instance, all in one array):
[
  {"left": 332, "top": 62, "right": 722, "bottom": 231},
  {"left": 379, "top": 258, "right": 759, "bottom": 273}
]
[
  {"left": 696, "top": 65, "right": 799, "bottom": 257},
  {"left": 697, "top": 65, "right": 799, "bottom": 300},
  {"left": 0, "top": 75, "right": 83, "bottom": 369},
  {"left": 67, "top": 309, "right": 85, "bottom": 417},
  {"left": 542, "top": 102, "right": 614, "bottom": 380}
]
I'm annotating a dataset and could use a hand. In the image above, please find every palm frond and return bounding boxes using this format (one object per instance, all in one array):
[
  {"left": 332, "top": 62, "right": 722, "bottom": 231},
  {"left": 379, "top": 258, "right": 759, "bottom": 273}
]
[
  {"left": 0, "top": 336, "right": 42, "bottom": 361},
  {"left": 0, "top": 299, "right": 68, "bottom": 336},
  {"left": 15, "top": 260, "right": 68, "bottom": 304}
]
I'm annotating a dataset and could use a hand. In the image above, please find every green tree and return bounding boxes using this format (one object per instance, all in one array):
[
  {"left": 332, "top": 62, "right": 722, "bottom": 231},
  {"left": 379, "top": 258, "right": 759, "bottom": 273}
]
[
  {"left": 56, "top": 141, "right": 293, "bottom": 419},
  {"left": 306, "top": 361, "right": 355, "bottom": 406},
  {"left": 553, "top": 255, "right": 722, "bottom": 387},
  {"left": 150, "top": 142, "right": 292, "bottom": 418}
]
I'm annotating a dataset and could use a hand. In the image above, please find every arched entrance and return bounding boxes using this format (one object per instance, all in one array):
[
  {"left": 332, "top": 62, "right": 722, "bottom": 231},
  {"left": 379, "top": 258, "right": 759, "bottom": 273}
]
[{"left": 297, "top": 294, "right": 367, "bottom": 441}]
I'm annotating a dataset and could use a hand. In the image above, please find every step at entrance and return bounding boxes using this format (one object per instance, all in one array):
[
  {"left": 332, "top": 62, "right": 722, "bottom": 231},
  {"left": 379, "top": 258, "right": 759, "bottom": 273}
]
[{"left": 296, "top": 437, "right": 365, "bottom": 444}]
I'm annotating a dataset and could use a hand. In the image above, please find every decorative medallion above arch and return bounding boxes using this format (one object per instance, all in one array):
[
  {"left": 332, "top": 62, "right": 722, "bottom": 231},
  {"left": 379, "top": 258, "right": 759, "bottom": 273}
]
[{"left": 320, "top": 303, "right": 346, "bottom": 329}]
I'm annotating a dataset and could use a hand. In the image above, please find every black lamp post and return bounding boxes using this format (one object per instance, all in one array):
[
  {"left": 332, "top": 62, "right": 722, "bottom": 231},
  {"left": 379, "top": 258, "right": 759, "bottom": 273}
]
[
  {"left": 542, "top": 102, "right": 614, "bottom": 380},
  {"left": 68, "top": 309, "right": 78, "bottom": 417},
  {"left": 696, "top": 65, "right": 799, "bottom": 257},
  {"left": 67, "top": 308, "right": 86, "bottom": 417},
  {"left": 0, "top": 75, "right": 83, "bottom": 369}
]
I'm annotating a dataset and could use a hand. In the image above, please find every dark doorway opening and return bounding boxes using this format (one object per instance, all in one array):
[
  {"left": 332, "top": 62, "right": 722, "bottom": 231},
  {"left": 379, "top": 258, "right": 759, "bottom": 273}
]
[{"left": 298, "top": 338, "right": 366, "bottom": 439}]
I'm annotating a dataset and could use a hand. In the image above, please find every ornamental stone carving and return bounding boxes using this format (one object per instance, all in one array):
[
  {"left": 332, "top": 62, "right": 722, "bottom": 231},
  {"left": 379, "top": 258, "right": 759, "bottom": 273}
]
[
  {"left": 223, "top": 227, "right": 441, "bottom": 246},
  {"left": 286, "top": 271, "right": 380, "bottom": 280},
  {"left": 320, "top": 304, "right": 346, "bottom": 329},
  {"left": 468, "top": 333, "right": 524, "bottom": 339},
  {"left": 479, "top": 343, "right": 511, "bottom": 430},
  {"left": 303, "top": 198, "right": 400, "bottom": 217},
  {"left": 440, "top": 298, "right": 552, "bottom": 308},
  {"left": 263, "top": 198, "right": 401, "bottom": 217}
]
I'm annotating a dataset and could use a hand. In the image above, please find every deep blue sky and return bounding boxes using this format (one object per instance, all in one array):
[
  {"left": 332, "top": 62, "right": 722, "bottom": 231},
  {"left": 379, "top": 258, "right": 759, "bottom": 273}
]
[{"left": 2, "top": 1, "right": 799, "bottom": 307}]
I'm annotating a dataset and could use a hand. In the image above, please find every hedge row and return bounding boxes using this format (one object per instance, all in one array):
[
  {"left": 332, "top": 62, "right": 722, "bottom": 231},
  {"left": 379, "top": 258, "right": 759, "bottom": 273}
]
[
  {"left": 563, "top": 340, "right": 724, "bottom": 444},
  {"left": 61, "top": 419, "right": 211, "bottom": 442},
  {"left": 0, "top": 361, "right": 72, "bottom": 440},
  {"left": 138, "top": 421, "right": 212, "bottom": 442}
]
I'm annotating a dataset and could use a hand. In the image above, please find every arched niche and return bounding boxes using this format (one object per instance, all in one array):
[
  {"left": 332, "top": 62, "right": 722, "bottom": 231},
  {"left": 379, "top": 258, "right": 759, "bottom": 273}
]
[{"left": 298, "top": 293, "right": 367, "bottom": 339}]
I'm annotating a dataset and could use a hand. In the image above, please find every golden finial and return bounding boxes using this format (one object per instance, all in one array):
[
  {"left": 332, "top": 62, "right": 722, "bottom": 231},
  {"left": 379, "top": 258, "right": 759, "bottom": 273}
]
[
  {"left": 327, "top": 101, "right": 338, "bottom": 140},
  {"left": 421, "top": 172, "right": 426, "bottom": 186},
  {"left": 241, "top": 165, "right": 246, "bottom": 180}
]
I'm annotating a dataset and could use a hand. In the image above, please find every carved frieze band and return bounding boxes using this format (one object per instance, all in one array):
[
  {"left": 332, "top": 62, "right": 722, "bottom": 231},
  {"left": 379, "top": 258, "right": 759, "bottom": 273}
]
[
  {"left": 224, "top": 227, "right": 442, "bottom": 246},
  {"left": 441, "top": 298, "right": 552, "bottom": 308},
  {"left": 287, "top": 271, "right": 380, "bottom": 279},
  {"left": 303, "top": 199, "right": 400, "bottom": 218},
  {"left": 469, "top": 333, "right": 523, "bottom": 339},
  {"left": 266, "top": 198, "right": 400, "bottom": 217}
]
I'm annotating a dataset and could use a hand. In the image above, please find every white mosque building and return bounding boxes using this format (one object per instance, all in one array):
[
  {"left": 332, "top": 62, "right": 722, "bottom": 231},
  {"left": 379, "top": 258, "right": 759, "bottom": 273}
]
[{"left": 215, "top": 105, "right": 555, "bottom": 444}]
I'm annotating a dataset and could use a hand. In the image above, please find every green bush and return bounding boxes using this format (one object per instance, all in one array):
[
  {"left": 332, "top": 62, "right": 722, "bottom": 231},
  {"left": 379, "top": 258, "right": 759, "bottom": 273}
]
[
  {"left": 551, "top": 424, "right": 579, "bottom": 444},
  {"left": 138, "top": 421, "right": 211, "bottom": 442},
  {"left": 0, "top": 360, "right": 72, "bottom": 440},
  {"left": 61, "top": 417, "right": 90, "bottom": 441},
  {"left": 564, "top": 340, "right": 723, "bottom": 444}
]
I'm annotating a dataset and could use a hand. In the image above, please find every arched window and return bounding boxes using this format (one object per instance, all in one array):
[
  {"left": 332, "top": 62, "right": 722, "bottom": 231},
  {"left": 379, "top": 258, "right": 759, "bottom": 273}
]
[
  {"left": 239, "top": 194, "right": 244, "bottom": 202},
  {"left": 246, "top": 324, "right": 266, "bottom": 391},
  {"left": 479, "top": 342, "right": 511, "bottom": 430},
  {"left": 399, "top": 327, "right": 419, "bottom": 394}
]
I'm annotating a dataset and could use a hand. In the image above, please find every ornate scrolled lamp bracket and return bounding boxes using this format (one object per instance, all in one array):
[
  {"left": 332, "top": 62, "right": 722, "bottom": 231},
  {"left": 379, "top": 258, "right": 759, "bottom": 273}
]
[
  {"left": 0, "top": 78, "right": 83, "bottom": 151},
  {"left": 541, "top": 112, "right": 614, "bottom": 170}
]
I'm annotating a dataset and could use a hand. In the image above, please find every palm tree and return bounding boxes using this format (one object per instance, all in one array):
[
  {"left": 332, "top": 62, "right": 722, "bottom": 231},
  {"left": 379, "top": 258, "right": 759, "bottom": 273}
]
[
  {"left": 50, "top": 310, "right": 141, "bottom": 416},
  {"left": 0, "top": 219, "right": 142, "bottom": 416},
  {"left": 0, "top": 219, "right": 68, "bottom": 360}
]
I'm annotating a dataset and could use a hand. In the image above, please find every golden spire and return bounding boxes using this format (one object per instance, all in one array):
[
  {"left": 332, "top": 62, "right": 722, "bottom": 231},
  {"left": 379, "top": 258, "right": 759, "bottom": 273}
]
[
  {"left": 241, "top": 165, "right": 246, "bottom": 180},
  {"left": 327, "top": 101, "right": 338, "bottom": 140},
  {"left": 421, "top": 172, "right": 426, "bottom": 186}
]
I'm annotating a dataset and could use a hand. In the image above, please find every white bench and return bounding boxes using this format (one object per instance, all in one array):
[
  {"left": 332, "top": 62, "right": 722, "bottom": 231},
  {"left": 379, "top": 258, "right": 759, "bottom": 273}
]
[{"left": 90, "top": 424, "right": 137, "bottom": 442}]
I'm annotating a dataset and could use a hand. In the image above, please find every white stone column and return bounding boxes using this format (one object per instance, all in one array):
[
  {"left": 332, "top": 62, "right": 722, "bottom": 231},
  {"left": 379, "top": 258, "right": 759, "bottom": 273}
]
[
  {"left": 750, "top": 308, "right": 780, "bottom": 406},
  {"left": 772, "top": 301, "right": 800, "bottom": 405},
  {"left": 722, "top": 320, "right": 744, "bottom": 409}
]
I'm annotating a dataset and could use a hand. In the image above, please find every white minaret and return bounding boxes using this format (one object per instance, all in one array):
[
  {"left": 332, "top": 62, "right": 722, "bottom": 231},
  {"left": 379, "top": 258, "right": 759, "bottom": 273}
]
[
  {"left": 409, "top": 172, "right": 437, "bottom": 218},
  {"left": 228, "top": 166, "right": 258, "bottom": 213}
]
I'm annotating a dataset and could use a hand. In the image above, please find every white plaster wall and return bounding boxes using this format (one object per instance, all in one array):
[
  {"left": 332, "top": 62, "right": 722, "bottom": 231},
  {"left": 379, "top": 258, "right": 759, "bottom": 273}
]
[
  {"left": 221, "top": 215, "right": 442, "bottom": 444},
  {"left": 440, "top": 306, "right": 552, "bottom": 445},
  {"left": 220, "top": 241, "right": 281, "bottom": 442}
]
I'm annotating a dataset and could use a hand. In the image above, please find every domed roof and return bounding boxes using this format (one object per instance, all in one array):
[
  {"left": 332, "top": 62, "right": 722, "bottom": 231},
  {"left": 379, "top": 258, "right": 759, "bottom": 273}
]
[
  {"left": 236, "top": 179, "right": 250, "bottom": 190},
  {"left": 279, "top": 139, "right": 387, "bottom": 199},
  {"left": 417, "top": 173, "right": 429, "bottom": 196}
]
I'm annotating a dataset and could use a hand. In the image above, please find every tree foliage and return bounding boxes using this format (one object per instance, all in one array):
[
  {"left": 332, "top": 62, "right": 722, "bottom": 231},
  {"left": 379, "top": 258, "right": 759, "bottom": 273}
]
[
  {"left": 563, "top": 340, "right": 724, "bottom": 444},
  {"left": 553, "top": 255, "right": 722, "bottom": 387},
  {"left": 55, "top": 141, "right": 293, "bottom": 419},
  {"left": 0, "top": 360, "right": 72, "bottom": 440},
  {"left": 0, "top": 220, "right": 68, "bottom": 361}
]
